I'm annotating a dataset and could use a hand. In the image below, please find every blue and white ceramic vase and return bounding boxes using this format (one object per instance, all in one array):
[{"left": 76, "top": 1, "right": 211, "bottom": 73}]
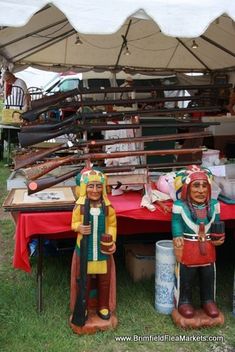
[{"left": 155, "top": 240, "right": 175, "bottom": 314}]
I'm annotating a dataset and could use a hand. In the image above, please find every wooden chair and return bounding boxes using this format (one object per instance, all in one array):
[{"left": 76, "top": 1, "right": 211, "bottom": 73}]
[
  {"left": 27, "top": 86, "right": 44, "bottom": 101},
  {"left": 3, "top": 85, "right": 24, "bottom": 164},
  {"left": 5, "top": 85, "right": 25, "bottom": 109}
]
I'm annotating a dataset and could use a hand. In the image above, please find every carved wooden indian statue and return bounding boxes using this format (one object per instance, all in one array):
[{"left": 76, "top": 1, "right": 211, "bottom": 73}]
[
  {"left": 171, "top": 165, "right": 225, "bottom": 328},
  {"left": 70, "top": 168, "right": 117, "bottom": 334}
]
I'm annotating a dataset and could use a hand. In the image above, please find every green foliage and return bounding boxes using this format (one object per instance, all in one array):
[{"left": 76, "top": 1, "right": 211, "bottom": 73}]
[{"left": 0, "top": 163, "right": 235, "bottom": 351}]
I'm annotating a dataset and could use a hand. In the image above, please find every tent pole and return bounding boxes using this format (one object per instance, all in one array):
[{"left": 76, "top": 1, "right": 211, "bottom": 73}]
[
  {"left": 201, "top": 35, "right": 235, "bottom": 58},
  {"left": 0, "top": 19, "right": 69, "bottom": 50},
  {"left": 176, "top": 38, "right": 211, "bottom": 71},
  {"left": 114, "top": 19, "right": 132, "bottom": 69},
  {"left": 11, "top": 30, "right": 76, "bottom": 61}
]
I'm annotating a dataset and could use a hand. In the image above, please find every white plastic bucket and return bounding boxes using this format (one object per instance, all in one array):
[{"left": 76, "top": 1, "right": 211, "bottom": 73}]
[
  {"left": 155, "top": 240, "right": 175, "bottom": 314},
  {"left": 202, "top": 149, "right": 220, "bottom": 167}
]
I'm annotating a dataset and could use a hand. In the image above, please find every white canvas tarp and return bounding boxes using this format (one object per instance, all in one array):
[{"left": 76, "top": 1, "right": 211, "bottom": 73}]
[{"left": 0, "top": 0, "right": 235, "bottom": 73}]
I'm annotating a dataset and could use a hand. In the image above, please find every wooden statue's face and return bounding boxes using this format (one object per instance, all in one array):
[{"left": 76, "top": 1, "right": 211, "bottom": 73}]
[
  {"left": 189, "top": 180, "right": 209, "bottom": 204},
  {"left": 86, "top": 181, "right": 103, "bottom": 201}
]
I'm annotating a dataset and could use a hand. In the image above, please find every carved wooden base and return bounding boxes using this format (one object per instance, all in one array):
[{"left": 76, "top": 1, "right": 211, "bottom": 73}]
[
  {"left": 172, "top": 308, "right": 224, "bottom": 329},
  {"left": 69, "top": 310, "right": 118, "bottom": 335}
]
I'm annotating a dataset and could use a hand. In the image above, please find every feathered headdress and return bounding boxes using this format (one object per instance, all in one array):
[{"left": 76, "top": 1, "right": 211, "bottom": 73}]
[
  {"left": 75, "top": 167, "right": 110, "bottom": 205},
  {"left": 174, "top": 165, "right": 213, "bottom": 201}
]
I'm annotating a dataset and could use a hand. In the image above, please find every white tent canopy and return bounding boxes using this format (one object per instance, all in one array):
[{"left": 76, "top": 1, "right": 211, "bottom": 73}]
[{"left": 0, "top": 0, "right": 235, "bottom": 74}]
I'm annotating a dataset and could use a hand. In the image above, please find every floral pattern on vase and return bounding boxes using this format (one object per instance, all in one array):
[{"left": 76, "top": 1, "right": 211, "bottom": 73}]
[{"left": 155, "top": 240, "right": 175, "bottom": 314}]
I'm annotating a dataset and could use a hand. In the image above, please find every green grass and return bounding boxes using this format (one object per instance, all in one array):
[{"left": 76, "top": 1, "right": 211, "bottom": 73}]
[
  {"left": 0, "top": 161, "right": 11, "bottom": 204},
  {"left": 0, "top": 162, "right": 235, "bottom": 352}
]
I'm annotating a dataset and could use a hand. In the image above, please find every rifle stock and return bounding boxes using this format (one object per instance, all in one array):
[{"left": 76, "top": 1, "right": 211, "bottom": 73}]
[
  {"left": 22, "top": 88, "right": 79, "bottom": 121},
  {"left": 21, "top": 114, "right": 79, "bottom": 133},
  {"left": 18, "top": 126, "right": 75, "bottom": 148},
  {"left": 23, "top": 147, "right": 204, "bottom": 180},
  {"left": 15, "top": 131, "right": 211, "bottom": 170},
  {"left": 23, "top": 154, "right": 79, "bottom": 180},
  {"left": 71, "top": 198, "right": 90, "bottom": 327},
  {"left": 14, "top": 143, "right": 67, "bottom": 170},
  {"left": 27, "top": 160, "right": 202, "bottom": 195}
]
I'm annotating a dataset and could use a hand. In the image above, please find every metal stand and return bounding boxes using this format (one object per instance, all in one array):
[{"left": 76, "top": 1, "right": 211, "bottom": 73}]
[
  {"left": 233, "top": 268, "right": 235, "bottom": 316},
  {"left": 7, "top": 128, "right": 11, "bottom": 165},
  {"left": 0, "top": 124, "right": 20, "bottom": 164},
  {"left": 37, "top": 236, "right": 43, "bottom": 313}
]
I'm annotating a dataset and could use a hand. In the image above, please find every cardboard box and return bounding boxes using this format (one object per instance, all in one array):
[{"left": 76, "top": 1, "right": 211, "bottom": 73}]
[
  {"left": 1, "top": 108, "right": 22, "bottom": 125},
  {"left": 124, "top": 244, "right": 155, "bottom": 282},
  {"left": 214, "top": 164, "right": 235, "bottom": 200}
]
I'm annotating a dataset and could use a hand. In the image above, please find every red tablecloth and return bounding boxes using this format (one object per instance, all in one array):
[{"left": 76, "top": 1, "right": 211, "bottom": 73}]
[{"left": 13, "top": 192, "right": 235, "bottom": 273}]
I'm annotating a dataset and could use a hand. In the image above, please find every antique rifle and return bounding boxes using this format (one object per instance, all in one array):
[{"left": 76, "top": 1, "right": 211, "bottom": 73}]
[
  {"left": 23, "top": 97, "right": 220, "bottom": 123},
  {"left": 18, "top": 122, "right": 218, "bottom": 148},
  {"left": 22, "top": 104, "right": 220, "bottom": 124},
  {"left": 20, "top": 111, "right": 220, "bottom": 133},
  {"left": 74, "top": 83, "right": 230, "bottom": 94},
  {"left": 23, "top": 147, "right": 204, "bottom": 180},
  {"left": 23, "top": 82, "right": 231, "bottom": 122},
  {"left": 14, "top": 131, "right": 211, "bottom": 170},
  {"left": 71, "top": 198, "right": 90, "bottom": 327},
  {"left": 27, "top": 160, "right": 202, "bottom": 195}
]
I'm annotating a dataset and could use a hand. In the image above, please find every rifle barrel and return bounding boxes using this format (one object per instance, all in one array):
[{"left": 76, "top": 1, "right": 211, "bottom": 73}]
[{"left": 87, "top": 131, "right": 211, "bottom": 147}]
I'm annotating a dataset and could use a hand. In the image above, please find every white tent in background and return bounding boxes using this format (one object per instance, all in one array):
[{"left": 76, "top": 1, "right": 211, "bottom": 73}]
[
  {"left": 16, "top": 67, "right": 58, "bottom": 88},
  {"left": 0, "top": 1, "right": 234, "bottom": 74}
]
